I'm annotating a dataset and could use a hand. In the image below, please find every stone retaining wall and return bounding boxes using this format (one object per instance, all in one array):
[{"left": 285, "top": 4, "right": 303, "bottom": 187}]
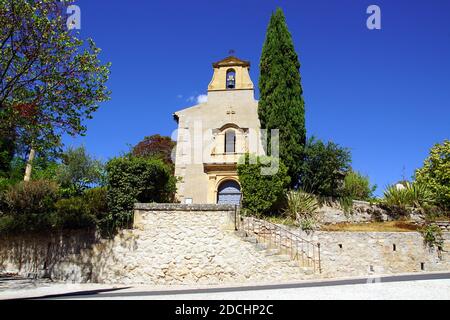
[
  {"left": 319, "top": 200, "right": 425, "bottom": 224},
  {"left": 1, "top": 204, "right": 449, "bottom": 284},
  {"left": 291, "top": 229, "right": 450, "bottom": 278}
]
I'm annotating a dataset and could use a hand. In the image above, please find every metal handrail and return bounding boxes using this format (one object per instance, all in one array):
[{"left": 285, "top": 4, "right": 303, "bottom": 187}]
[{"left": 238, "top": 215, "right": 322, "bottom": 273}]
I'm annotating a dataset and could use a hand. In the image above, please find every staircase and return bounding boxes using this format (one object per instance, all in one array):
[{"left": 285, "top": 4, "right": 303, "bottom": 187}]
[{"left": 236, "top": 215, "right": 321, "bottom": 275}]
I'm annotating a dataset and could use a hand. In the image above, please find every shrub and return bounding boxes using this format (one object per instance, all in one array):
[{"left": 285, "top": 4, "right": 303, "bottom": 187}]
[
  {"left": 237, "top": 154, "right": 291, "bottom": 215},
  {"left": 415, "top": 140, "right": 450, "bottom": 213},
  {"left": 84, "top": 187, "right": 108, "bottom": 221},
  {"left": 342, "top": 170, "right": 376, "bottom": 201},
  {"left": 421, "top": 224, "right": 444, "bottom": 249},
  {"left": 54, "top": 197, "right": 96, "bottom": 229},
  {"left": 285, "top": 190, "right": 319, "bottom": 231},
  {"left": 106, "top": 156, "right": 177, "bottom": 226},
  {"left": 382, "top": 182, "right": 434, "bottom": 214},
  {"left": 5, "top": 180, "right": 59, "bottom": 215},
  {"left": 53, "top": 187, "right": 109, "bottom": 230},
  {"left": 298, "top": 137, "right": 351, "bottom": 198},
  {"left": 0, "top": 215, "right": 15, "bottom": 233},
  {"left": 1, "top": 180, "right": 59, "bottom": 232}
]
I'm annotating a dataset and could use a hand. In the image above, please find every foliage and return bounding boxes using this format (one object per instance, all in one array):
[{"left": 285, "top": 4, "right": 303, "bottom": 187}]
[
  {"left": 54, "top": 197, "right": 96, "bottom": 229},
  {"left": 237, "top": 154, "right": 291, "bottom": 215},
  {"left": 132, "top": 134, "right": 176, "bottom": 165},
  {"left": 0, "top": 0, "right": 111, "bottom": 161},
  {"left": 83, "top": 187, "right": 108, "bottom": 223},
  {"left": 2, "top": 179, "right": 59, "bottom": 232},
  {"left": 4, "top": 179, "right": 59, "bottom": 215},
  {"left": 382, "top": 182, "right": 434, "bottom": 214},
  {"left": 420, "top": 224, "right": 444, "bottom": 249},
  {"left": 342, "top": 170, "right": 376, "bottom": 201},
  {"left": 53, "top": 186, "right": 108, "bottom": 230},
  {"left": 284, "top": 190, "right": 319, "bottom": 231},
  {"left": 106, "top": 156, "right": 177, "bottom": 226},
  {"left": 57, "top": 146, "right": 105, "bottom": 196},
  {"left": 0, "top": 125, "right": 15, "bottom": 176},
  {"left": 298, "top": 137, "right": 351, "bottom": 198},
  {"left": 258, "top": 8, "right": 306, "bottom": 186},
  {"left": 415, "top": 140, "right": 450, "bottom": 213}
]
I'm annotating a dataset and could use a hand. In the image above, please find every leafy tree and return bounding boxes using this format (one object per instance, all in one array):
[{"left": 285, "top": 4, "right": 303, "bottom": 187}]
[
  {"left": 0, "top": 127, "right": 15, "bottom": 176},
  {"left": 237, "top": 154, "right": 291, "bottom": 215},
  {"left": 106, "top": 156, "right": 177, "bottom": 227},
  {"left": 57, "top": 146, "right": 105, "bottom": 196},
  {"left": 132, "top": 134, "right": 176, "bottom": 165},
  {"left": 0, "top": 0, "right": 111, "bottom": 181},
  {"left": 342, "top": 170, "right": 376, "bottom": 201},
  {"left": 259, "top": 8, "right": 306, "bottom": 186},
  {"left": 415, "top": 140, "right": 450, "bottom": 213},
  {"left": 298, "top": 137, "right": 351, "bottom": 198}
]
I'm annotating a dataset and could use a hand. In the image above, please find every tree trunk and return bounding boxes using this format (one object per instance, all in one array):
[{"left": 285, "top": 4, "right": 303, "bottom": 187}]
[{"left": 24, "top": 147, "right": 36, "bottom": 182}]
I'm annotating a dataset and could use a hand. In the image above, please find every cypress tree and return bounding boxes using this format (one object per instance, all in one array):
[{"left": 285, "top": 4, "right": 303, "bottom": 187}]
[{"left": 259, "top": 8, "right": 306, "bottom": 186}]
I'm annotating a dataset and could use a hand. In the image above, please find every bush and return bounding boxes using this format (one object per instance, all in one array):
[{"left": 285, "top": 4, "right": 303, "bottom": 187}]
[
  {"left": 342, "top": 170, "right": 376, "bottom": 201},
  {"left": 415, "top": 140, "right": 450, "bottom": 213},
  {"left": 421, "top": 224, "right": 444, "bottom": 249},
  {"left": 54, "top": 197, "right": 96, "bottom": 229},
  {"left": 5, "top": 180, "right": 59, "bottom": 215},
  {"left": 106, "top": 156, "right": 177, "bottom": 226},
  {"left": 382, "top": 182, "right": 434, "bottom": 214},
  {"left": 1, "top": 180, "right": 59, "bottom": 232},
  {"left": 237, "top": 154, "right": 291, "bottom": 215},
  {"left": 285, "top": 190, "right": 319, "bottom": 231},
  {"left": 298, "top": 137, "right": 351, "bottom": 198}
]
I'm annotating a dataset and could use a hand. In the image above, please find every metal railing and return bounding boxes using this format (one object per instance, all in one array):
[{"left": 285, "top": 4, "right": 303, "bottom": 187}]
[{"left": 238, "top": 215, "right": 321, "bottom": 274}]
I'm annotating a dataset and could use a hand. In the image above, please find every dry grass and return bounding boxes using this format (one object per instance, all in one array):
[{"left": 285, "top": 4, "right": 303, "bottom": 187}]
[{"left": 321, "top": 221, "right": 419, "bottom": 232}]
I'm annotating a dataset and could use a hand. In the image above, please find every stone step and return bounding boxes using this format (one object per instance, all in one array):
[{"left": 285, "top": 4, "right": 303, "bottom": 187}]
[
  {"left": 235, "top": 230, "right": 247, "bottom": 238},
  {"left": 254, "top": 243, "right": 268, "bottom": 251},
  {"left": 265, "top": 249, "right": 281, "bottom": 256},
  {"left": 244, "top": 236, "right": 258, "bottom": 244},
  {"left": 270, "top": 254, "right": 291, "bottom": 262}
]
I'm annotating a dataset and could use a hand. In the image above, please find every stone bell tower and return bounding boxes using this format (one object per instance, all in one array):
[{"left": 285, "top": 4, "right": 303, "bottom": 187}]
[{"left": 173, "top": 56, "right": 264, "bottom": 205}]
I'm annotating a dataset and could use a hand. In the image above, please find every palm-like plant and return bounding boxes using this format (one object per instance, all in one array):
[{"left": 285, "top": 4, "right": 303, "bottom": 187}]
[
  {"left": 285, "top": 190, "right": 319, "bottom": 230},
  {"left": 382, "top": 182, "right": 434, "bottom": 214}
]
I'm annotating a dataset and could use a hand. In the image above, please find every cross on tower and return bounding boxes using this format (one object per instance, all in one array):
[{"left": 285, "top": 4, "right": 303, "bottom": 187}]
[{"left": 226, "top": 106, "right": 236, "bottom": 120}]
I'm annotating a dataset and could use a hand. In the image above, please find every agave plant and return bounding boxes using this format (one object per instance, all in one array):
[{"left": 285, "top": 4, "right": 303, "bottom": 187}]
[
  {"left": 382, "top": 182, "right": 434, "bottom": 214},
  {"left": 285, "top": 190, "right": 319, "bottom": 229}
]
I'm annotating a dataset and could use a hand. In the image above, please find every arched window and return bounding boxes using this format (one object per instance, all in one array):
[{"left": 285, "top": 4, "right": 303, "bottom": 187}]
[
  {"left": 225, "top": 130, "right": 236, "bottom": 153},
  {"left": 226, "top": 69, "right": 236, "bottom": 89}
]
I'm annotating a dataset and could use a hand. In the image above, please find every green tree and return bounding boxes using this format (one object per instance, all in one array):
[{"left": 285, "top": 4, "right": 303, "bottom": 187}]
[
  {"left": 259, "top": 8, "right": 306, "bottom": 186},
  {"left": 298, "top": 137, "right": 351, "bottom": 198},
  {"left": 415, "top": 140, "right": 450, "bottom": 213},
  {"left": 106, "top": 156, "right": 177, "bottom": 227},
  {"left": 342, "top": 170, "right": 376, "bottom": 201},
  {"left": 237, "top": 154, "right": 291, "bottom": 215},
  {"left": 57, "top": 146, "right": 105, "bottom": 196},
  {"left": 132, "top": 134, "right": 176, "bottom": 165},
  {"left": 0, "top": 0, "right": 111, "bottom": 181}
]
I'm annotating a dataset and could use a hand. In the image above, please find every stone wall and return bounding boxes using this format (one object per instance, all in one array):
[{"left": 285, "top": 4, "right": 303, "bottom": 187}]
[
  {"left": 1, "top": 204, "right": 449, "bottom": 285},
  {"left": 318, "top": 200, "right": 424, "bottom": 224},
  {"left": 291, "top": 229, "right": 450, "bottom": 278}
]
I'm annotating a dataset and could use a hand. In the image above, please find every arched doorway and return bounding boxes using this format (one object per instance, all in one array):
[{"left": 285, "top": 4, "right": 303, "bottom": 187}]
[{"left": 217, "top": 180, "right": 241, "bottom": 205}]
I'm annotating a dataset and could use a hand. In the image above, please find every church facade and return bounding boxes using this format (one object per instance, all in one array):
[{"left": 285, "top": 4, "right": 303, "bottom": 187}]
[{"left": 173, "top": 56, "right": 264, "bottom": 205}]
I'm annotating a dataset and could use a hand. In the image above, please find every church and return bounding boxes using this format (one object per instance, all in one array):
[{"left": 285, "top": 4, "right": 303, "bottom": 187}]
[{"left": 173, "top": 56, "right": 264, "bottom": 205}]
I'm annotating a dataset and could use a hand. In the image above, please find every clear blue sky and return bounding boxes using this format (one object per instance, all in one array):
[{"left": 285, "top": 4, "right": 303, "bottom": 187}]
[{"left": 67, "top": 0, "right": 450, "bottom": 196}]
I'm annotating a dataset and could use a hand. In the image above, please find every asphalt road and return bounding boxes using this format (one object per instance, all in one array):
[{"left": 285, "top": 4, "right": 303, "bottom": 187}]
[{"left": 22, "top": 272, "right": 450, "bottom": 300}]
